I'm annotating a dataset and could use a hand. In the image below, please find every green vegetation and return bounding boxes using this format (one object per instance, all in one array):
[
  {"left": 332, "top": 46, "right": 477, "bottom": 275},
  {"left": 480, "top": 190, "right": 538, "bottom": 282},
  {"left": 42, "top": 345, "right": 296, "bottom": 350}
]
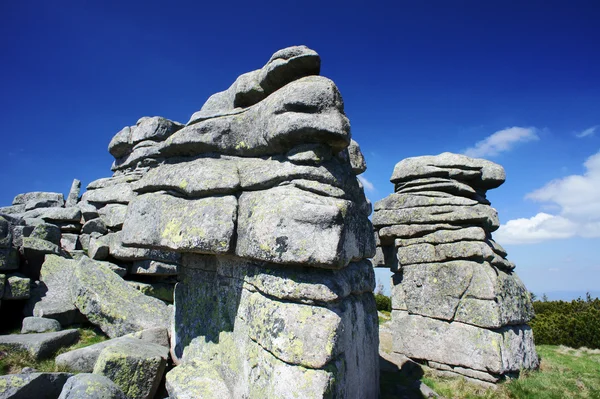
[
  {"left": 530, "top": 293, "right": 600, "bottom": 349},
  {"left": 420, "top": 345, "right": 600, "bottom": 399},
  {"left": 375, "top": 293, "right": 392, "bottom": 312},
  {"left": 0, "top": 326, "right": 106, "bottom": 375}
]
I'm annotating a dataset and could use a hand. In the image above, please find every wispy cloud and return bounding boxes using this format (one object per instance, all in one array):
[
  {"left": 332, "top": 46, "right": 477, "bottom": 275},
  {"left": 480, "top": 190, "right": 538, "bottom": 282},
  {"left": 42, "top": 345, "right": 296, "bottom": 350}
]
[
  {"left": 463, "top": 127, "right": 539, "bottom": 158},
  {"left": 575, "top": 125, "right": 598, "bottom": 138},
  {"left": 358, "top": 175, "right": 376, "bottom": 192},
  {"left": 494, "top": 150, "right": 600, "bottom": 245}
]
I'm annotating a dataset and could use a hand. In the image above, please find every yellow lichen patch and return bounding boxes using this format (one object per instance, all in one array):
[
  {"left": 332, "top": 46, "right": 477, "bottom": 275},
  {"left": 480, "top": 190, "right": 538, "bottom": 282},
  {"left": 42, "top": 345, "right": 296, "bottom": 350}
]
[{"left": 162, "top": 220, "right": 183, "bottom": 244}]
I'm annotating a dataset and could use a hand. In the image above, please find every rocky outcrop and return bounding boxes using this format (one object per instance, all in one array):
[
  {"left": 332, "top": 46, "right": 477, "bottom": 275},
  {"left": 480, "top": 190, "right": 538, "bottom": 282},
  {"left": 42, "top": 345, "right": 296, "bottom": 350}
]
[{"left": 373, "top": 152, "right": 539, "bottom": 383}]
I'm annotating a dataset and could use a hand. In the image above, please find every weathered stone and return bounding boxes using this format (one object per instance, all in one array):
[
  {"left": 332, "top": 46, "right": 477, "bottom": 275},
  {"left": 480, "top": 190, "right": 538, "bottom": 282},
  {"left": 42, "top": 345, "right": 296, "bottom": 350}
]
[
  {"left": 4, "top": 275, "right": 30, "bottom": 300},
  {"left": 0, "top": 204, "right": 26, "bottom": 215},
  {"left": 394, "top": 226, "right": 487, "bottom": 247},
  {"left": 0, "top": 247, "right": 19, "bottom": 272},
  {"left": 88, "top": 236, "right": 109, "bottom": 260},
  {"left": 0, "top": 372, "right": 72, "bottom": 399},
  {"left": 112, "top": 140, "right": 161, "bottom": 171},
  {"left": 81, "top": 183, "right": 134, "bottom": 205},
  {"left": 236, "top": 185, "right": 373, "bottom": 268},
  {"left": 130, "top": 260, "right": 178, "bottom": 275},
  {"left": 346, "top": 139, "right": 367, "bottom": 174},
  {"left": 13, "top": 192, "right": 64, "bottom": 206},
  {"left": 130, "top": 116, "right": 183, "bottom": 145},
  {"left": 71, "top": 257, "right": 170, "bottom": 338},
  {"left": 390, "top": 152, "right": 506, "bottom": 189},
  {"left": 81, "top": 218, "right": 108, "bottom": 235},
  {"left": 0, "top": 330, "right": 79, "bottom": 359},
  {"left": 121, "top": 192, "right": 237, "bottom": 254},
  {"left": 132, "top": 156, "right": 240, "bottom": 197},
  {"left": 97, "top": 203, "right": 127, "bottom": 229},
  {"left": 372, "top": 204, "right": 499, "bottom": 231},
  {"left": 374, "top": 191, "right": 479, "bottom": 210},
  {"left": 87, "top": 173, "right": 143, "bottom": 190},
  {"left": 58, "top": 373, "right": 127, "bottom": 399},
  {"left": 286, "top": 143, "right": 332, "bottom": 165},
  {"left": 108, "top": 126, "right": 133, "bottom": 158},
  {"left": 396, "top": 241, "right": 514, "bottom": 271},
  {"left": 26, "top": 255, "right": 85, "bottom": 326},
  {"left": 26, "top": 207, "right": 81, "bottom": 223},
  {"left": 127, "top": 281, "right": 174, "bottom": 303},
  {"left": 170, "top": 257, "right": 379, "bottom": 399},
  {"left": 24, "top": 198, "right": 63, "bottom": 211},
  {"left": 392, "top": 311, "right": 538, "bottom": 375},
  {"left": 189, "top": 45, "right": 320, "bottom": 123},
  {"left": 0, "top": 274, "right": 5, "bottom": 298},
  {"left": 55, "top": 328, "right": 169, "bottom": 373},
  {"left": 65, "top": 179, "right": 81, "bottom": 207},
  {"left": 102, "top": 231, "right": 182, "bottom": 263},
  {"left": 77, "top": 202, "right": 99, "bottom": 221},
  {"left": 93, "top": 338, "right": 168, "bottom": 399},
  {"left": 29, "top": 223, "right": 61, "bottom": 245},
  {"left": 22, "top": 237, "right": 62, "bottom": 257},
  {"left": 21, "top": 317, "right": 62, "bottom": 333},
  {"left": 163, "top": 76, "right": 350, "bottom": 158},
  {"left": 59, "top": 234, "right": 79, "bottom": 252},
  {"left": 394, "top": 177, "right": 478, "bottom": 197}
]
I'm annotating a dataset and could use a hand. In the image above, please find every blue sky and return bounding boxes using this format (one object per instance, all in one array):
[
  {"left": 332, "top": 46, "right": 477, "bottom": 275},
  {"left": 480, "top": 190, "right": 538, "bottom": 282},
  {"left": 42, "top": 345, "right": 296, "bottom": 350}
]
[{"left": 1, "top": 0, "right": 599, "bottom": 298}]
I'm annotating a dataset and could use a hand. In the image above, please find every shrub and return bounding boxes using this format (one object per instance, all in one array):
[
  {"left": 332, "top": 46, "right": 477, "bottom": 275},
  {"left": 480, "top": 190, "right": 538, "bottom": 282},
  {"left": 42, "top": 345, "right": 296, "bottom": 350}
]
[
  {"left": 530, "top": 293, "right": 600, "bottom": 349},
  {"left": 375, "top": 293, "right": 392, "bottom": 312}
]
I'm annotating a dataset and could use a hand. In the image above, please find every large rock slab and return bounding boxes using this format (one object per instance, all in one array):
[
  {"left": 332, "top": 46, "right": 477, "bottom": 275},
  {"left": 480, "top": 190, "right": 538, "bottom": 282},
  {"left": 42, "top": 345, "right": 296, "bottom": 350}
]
[
  {"left": 189, "top": 45, "right": 320, "bottom": 123},
  {"left": 13, "top": 192, "right": 64, "bottom": 207},
  {"left": 71, "top": 257, "right": 170, "bottom": 338},
  {"left": 372, "top": 204, "right": 499, "bottom": 231},
  {"left": 0, "top": 330, "right": 79, "bottom": 359},
  {"left": 93, "top": 338, "right": 168, "bottom": 399},
  {"left": 58, "top": 373, "right": 126, "bottom": 399},
  {"left": 162, "top": 76, "right": 350, "bottom": 158},
  {"left": 390, "top": 152, "right": 506, "bottom": 189},
  {"left": 395, "top": 261, "right": 534, "bottom": 328},
  {"left": 236, "top": 185, "right": 373, "bottom": 268},
  {"left": 392, "top": 311, "right": 539, "bottom": 375},
  {"left": 0, "top": 372, "right": 72, "bottom": 399},
  {"left": 121, "top": 192, "right": 237, "bottom": 254},
  {"left": 27, "top": 255, "right": 84, "bottom": 326}
]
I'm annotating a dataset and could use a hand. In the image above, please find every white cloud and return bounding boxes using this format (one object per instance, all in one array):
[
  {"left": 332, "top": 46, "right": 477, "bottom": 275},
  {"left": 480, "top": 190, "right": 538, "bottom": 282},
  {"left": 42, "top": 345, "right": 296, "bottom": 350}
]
[
  {"left": 495, "top": 150, "right": 600, "bottom": 245},
  {"left": 463, "top": 127, "right": 539, "bottom": 158},
  {"left": 357, "top": 175, "right": 375, "bottom": 192},
  {"left": 494, "top": 213, "right": 577, "bottom": 244},
  {"left": 575, "top": 125, "right": 598, "bottom": 138}
]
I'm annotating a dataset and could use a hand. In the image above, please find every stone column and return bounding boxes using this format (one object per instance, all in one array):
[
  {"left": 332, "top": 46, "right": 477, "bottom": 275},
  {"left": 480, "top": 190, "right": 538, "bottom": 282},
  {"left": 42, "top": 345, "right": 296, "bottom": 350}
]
[
  {"left": 120, "top": 46, "right": 380, "bottom": 398},
  {"left": 373, "top": 152, "right": 539, "bottom": 384}
]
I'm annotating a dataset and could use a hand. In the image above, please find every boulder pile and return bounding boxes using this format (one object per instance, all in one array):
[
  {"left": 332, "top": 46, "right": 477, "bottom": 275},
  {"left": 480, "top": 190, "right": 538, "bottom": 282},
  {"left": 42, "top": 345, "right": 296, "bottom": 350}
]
[{"left": 372, "top": 152, "right": 539, "bottom": 383}]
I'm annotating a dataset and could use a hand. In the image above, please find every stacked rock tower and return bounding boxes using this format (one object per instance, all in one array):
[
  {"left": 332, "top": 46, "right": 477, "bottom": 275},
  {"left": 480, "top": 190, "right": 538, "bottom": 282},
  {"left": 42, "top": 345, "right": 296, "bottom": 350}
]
[
  {"left": 115, "top": 46, "right": 379, "bottom": 398},
  {"left": 373, "top": 153, "right": 539, "bottom": 383}
]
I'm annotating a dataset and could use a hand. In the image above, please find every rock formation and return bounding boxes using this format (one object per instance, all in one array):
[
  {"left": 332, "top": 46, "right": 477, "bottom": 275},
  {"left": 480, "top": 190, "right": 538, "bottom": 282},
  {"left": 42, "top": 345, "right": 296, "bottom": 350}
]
[
  {"left": 0, "top": 45, "right": 379, "bottom": 398},
  {"left": 114, "top": 45, "right": 379, "bottom": 399},
  {"left": 372, "top": 152, "right": 539, "bottom": 383}
]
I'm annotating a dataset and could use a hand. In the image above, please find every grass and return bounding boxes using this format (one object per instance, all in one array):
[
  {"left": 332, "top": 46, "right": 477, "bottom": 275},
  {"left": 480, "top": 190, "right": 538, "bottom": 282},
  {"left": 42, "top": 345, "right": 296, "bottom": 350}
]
[
  {"left": 419, "top": 345, "right": 600, "bottom": 399},
  {"left": 0, "top": 326, "right": 107, "bottom": 375}
]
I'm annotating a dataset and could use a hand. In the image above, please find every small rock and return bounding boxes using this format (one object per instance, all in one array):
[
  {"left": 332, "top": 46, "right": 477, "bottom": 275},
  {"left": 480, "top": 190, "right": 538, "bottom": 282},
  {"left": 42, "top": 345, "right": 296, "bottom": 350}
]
[
  {"left": 0, "top": 372, "right": 72, "bottom": 399},
  {"left": 58, "top": 373, "right": 126, "bottom": 399},
  {"left": 22, "top": 317, "right": 62, "bottom": 334},
  {"left": 0, "top": 329, "right": 79, "bottom": 359}
]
